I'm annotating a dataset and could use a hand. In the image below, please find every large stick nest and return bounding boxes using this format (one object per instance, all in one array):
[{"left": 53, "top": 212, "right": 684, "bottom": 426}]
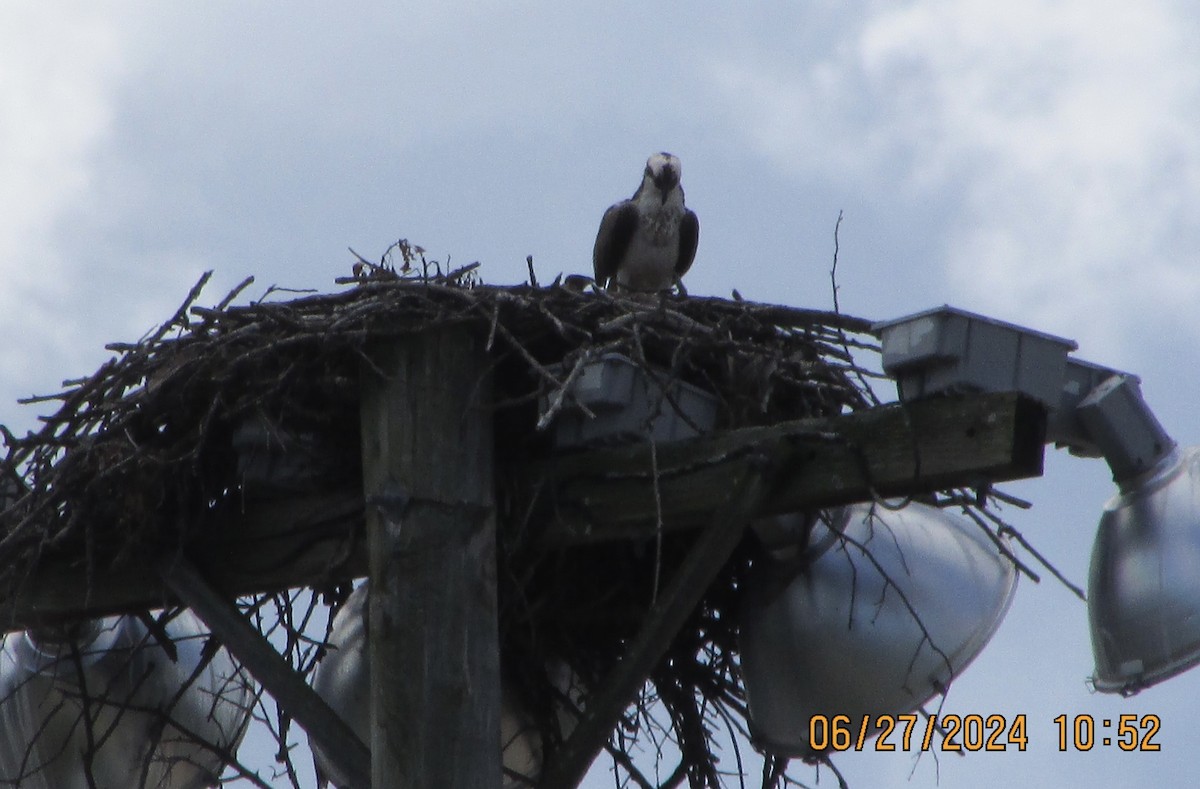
[{"left": 0, "top": 247, "right": 923, "bottom": 786}]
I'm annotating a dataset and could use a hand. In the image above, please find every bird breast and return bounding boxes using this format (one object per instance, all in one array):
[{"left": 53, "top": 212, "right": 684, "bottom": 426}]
[
  {"left": 634, "top": 186, "right": 685, "bottom": 245},
  {"left": 613, "top": 187, "right": 687, "bottom": 291},
  {"left": 640, "top": 207, "right": 681, "bottom": 246},
  {"left": 617, "top": 224, "right": 679, "bottom": 290}
]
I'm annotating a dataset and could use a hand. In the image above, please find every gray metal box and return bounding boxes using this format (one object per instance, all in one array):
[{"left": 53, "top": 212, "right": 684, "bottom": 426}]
[
  {"left": 541, "top": 353, "right": 718, "bottom": 448},
  {"left": 232, "top": 417, "right": 325, "bottom": 497},
  {"left": 872, "top": 306, "right": 1077, "bottom": 406}
]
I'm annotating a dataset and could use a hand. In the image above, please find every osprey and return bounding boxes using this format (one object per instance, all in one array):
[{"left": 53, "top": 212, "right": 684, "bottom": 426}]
[{"left": 593, "top": 152, "right": 699, "bottom": 293}]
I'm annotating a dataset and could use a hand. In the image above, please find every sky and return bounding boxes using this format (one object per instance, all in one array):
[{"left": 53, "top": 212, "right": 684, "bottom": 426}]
[{"left": 4, "top": 1, "right": 1200, "bottom": 786}]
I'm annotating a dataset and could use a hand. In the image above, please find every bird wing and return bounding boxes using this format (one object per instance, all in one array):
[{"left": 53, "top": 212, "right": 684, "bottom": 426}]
[
  {"left": 675, "top": 209, "right": 700, "bottom": 278},
  {"left": 593, "top": 201, "right": 638, "bottom": 286}
]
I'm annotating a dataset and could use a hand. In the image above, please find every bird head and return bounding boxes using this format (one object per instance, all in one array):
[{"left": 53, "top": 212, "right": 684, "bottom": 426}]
[{"left": 642, "top": 152, "right": 682, "bottom": 198}]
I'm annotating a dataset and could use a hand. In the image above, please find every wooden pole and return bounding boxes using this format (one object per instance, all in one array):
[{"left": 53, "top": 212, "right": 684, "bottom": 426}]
[{"left": 359, "top": 328, "right": 501, "bottom": 789}]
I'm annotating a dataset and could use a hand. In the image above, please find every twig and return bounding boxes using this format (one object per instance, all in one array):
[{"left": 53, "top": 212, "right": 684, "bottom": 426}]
[
  {"left": 830, "top": 210, "right": 843, "bottom": 315},
  {"left": 999, "top": 521, "right": 1087, "bottom": 602},
  {"left": 527, "top": 255, "right": 539, "bottom": 288},
  {"left": 535, "top": 348, "right": 598, "bottom": 430}
]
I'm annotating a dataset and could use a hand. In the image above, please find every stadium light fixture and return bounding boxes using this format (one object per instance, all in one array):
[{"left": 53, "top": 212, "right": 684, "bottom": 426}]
[
  {"left": 0, "top": 612, "right": 252, "bottom": 788},
  {"left": 876, "top": 306, "right": 1200, "bottom": 695}
]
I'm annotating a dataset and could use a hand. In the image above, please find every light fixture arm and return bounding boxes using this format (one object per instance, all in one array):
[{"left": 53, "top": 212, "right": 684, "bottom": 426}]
[{"left": 1076, "top": 374, "right": 1177, "bottom": 486}]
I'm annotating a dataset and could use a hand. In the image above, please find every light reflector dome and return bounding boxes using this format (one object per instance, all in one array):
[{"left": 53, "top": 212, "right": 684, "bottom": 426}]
[
  {"left": 0, "top": 612, "right": 253, "bottom": 788},
  {"left": 1089, "top": 446, "right": 1200, "bottom": 693},
  {"left": 740, "top": 501, "right": 1018, "bottom": 756}
]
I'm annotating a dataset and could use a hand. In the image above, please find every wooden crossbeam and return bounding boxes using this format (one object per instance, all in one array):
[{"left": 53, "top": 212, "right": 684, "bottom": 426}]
[
  {"left": 0, "top": 392, "right": 1045, "bottom": 634},
  {"left": 0, "top": 489, "right": 366, "bottom": 635},
  {"left": 532, "top": 391, "right": 1046, "bottom": 544}
]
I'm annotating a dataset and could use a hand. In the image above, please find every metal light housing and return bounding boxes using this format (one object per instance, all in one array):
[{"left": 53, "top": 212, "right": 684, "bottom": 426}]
[
  {"left": 740, "top": 501, "right": 1018, "bottom": 756},
  {"left": 1080, "top": 375, "right": 1200, "bottom": 694},
  {"left": 871, "top": 304, "right": 1200, "bottom": 695},
  {"left": 0, "top": 611, "right": 253, "bottom": 788},
  {"left": 873, "top": 305, "right": 1076, "bottom": 406},
  {"left": 1089, "top": 446, "right": 1200, "bottom": 693}
]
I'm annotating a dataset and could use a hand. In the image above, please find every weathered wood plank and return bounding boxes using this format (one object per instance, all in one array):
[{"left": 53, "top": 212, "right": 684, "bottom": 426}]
[
  {"left": 359, "top": 329, "right": 501, "bottom": 789},
  {"left": 0, "top": 489, "right": 365, "bottom": 635},
  {"left": 533, "top": 391, "right": 1046, "bottom": 544}
]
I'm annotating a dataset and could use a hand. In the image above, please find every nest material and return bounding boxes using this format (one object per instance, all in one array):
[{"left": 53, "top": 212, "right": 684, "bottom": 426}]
[{"left": 0, "top": 255, "right": 892, "bottom": 787}]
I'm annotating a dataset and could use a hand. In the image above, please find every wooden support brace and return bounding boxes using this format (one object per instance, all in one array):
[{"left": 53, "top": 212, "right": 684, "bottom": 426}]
[
  {"left": 159, "top": 556, "right": 371, "bottom": 789},
  {"left": 540, "top": 447, "right": 785, "bottom": 789},
  {"left": 359, "top": 328, "right": 501, "bottom": 789}
]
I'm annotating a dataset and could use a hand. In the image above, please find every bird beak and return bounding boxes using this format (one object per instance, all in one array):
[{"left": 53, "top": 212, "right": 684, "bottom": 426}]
[{"left": 654, "top": 166, "right": 679, "bottom": 196}]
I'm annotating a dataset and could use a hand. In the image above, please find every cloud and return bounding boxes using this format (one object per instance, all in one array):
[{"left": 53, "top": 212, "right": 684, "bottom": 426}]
[
  {"left": 0, "top": 4, "right": 136, "bottom": 407},
  {"left": 0, "top": 5, "right": 123, "bottom": 281},
  {"left": 709, "top": 0, "right": 1200, "bottom": 359},
  {"left": 0, "top": 3, "right": 222, "bottom": 428}
]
